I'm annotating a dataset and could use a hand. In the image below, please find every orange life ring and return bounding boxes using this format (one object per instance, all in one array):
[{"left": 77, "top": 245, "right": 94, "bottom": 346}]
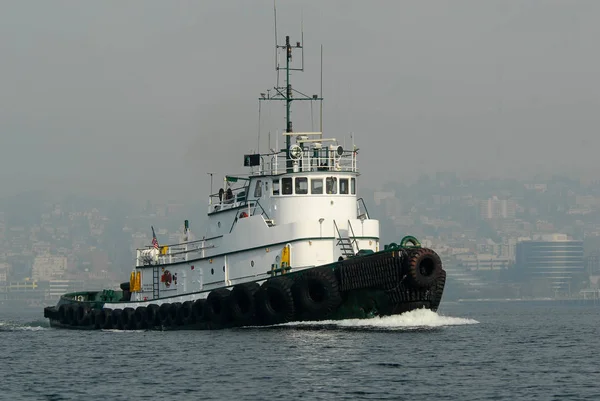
[
  {"left": 161, "top": 270, "right": 172, "bottom": 287},
  {"left": 240, "top": 212, "right": 248, "bottom": 218}
]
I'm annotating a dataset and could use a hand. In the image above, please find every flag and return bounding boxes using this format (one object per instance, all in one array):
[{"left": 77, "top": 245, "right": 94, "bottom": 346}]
[{"left": 151, "top": 226, "right": 159, "bottom": 249}]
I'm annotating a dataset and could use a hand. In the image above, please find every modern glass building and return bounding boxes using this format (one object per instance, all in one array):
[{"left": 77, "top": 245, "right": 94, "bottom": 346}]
[{"left": 516, "top": 234, "right": 584, "bottom": 291}]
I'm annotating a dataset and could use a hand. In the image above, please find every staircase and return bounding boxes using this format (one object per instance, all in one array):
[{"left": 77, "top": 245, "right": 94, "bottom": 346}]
[
  {"left": 334, "top": 220, "right": 359, "bottom": 258},
  {"left": 152, "top": 265, "right": 160, "bottom": 299},
  {"left": 337, "top": 237, "right": 356, "bottom": 258}
]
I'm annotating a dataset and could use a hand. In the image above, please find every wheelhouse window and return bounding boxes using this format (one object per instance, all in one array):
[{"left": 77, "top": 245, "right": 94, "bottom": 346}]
[
  {"left": 295, "top": 177, "right": 308, "bottom": 194},
  {"left": 272, "top": 179, "right": 280, "bottom": 195},
  {"left": 326, "top": 177, "right": 337, "bottom": 194},
  {"left": 311, "top": 178, "right": 323, "bottom": 194},
  {"left": 351, "top": 178, "right": 356, "bottom": 194},
  {"left": 340, "top": 178, "right": 349, "bottom": 194},
  {"left": 254, "top": 180, "right": 262, "bottom": 198},
  {"left": 282, "top": 177, "right": 293, "bottom": 195}
]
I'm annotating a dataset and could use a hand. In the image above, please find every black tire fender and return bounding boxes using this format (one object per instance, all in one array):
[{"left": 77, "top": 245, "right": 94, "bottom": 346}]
[
  {"left": 205, "top": 288, "right": 232, "bottom": 325},
  {"left": 168, "top": 302, "right": 183, "bottom": 326},
  {"left": 292, "top": 267, "right": 342, "bottom": 320},
  {"left": 159, "top": 303, "right": 171, "bottom": 325},
  {"left": 178, "top": 301, "right": 194, "bottom": 325},
  {"left": 58, "top": 304, "right": 69, "bottom": 325},
  {"left": 405, "top": 248, "right": 442, "bottom": 289},
  {"left": 110, "top": 309, "right": 123, "bottom": 329},
  {"left": 146, "top": 304, "right": 160, "bottom": 326},
  {"left": 256, "top": 276, "right": 295, "bottom": 325},
  {"left": 96, "top": 309, "right": 112, "bottom": 329},
  {"left": 229, "top": 282, "right": 260, "bottom": 325},
  {"left": 192, "top": 299, "right": 207, "bottom": 322},
  {"left": 134, "top": 306, "right": 148, "bottom": 329},
  {"left": 66, "top": 304, "right": 78, "bottom": 326},
  {"left": 120, "top": 307, "right": 136, "bottom": 330}
]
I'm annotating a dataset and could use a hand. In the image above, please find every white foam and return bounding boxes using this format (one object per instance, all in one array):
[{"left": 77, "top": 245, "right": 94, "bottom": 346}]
[
  {"left": 0, "top": 321, "right": 48, "bottom": 331},
  {"left": 277, "top": 308, "right": 479, "bottom": 330}
]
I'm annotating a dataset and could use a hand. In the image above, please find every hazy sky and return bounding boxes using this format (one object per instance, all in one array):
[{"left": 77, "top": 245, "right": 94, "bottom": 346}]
[{"left": 2, "top": 1, "right": 599, "bottom": 202}]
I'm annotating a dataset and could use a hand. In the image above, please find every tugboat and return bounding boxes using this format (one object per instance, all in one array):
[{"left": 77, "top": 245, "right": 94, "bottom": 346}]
[{"left": 43, "top": 29, "right": 446, "bottom": 331}]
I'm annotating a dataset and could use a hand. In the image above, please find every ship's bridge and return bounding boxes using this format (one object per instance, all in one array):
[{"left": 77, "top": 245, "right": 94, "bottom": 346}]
[{"left": 207, "top": 133, "right": 367, "bottom": 229}]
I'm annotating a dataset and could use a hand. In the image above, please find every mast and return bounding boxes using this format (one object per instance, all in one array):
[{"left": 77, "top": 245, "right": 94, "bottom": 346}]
[
  {"left": 259, "top": 12, "right": 322, "bottom": 172},
  {"left": 285, "top": 36, "right": 293, "bottom": 140}
]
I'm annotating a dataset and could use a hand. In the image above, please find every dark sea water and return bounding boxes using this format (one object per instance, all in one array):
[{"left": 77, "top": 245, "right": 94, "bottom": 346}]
[{"left": 1, "top": 301, "right": 599, "bottom": 400}]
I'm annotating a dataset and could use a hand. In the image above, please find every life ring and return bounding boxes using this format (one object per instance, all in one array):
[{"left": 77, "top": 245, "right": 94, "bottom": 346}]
[
  {"left": 239, "top": 212, "right": 248, "bottom": 218},
  {"left": 161, "top": 270, "right": 173, "bottom": 287}
]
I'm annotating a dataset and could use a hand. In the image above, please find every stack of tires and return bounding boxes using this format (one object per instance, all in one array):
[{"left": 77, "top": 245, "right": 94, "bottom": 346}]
[
  {"left": 48, "top": 249, "right": 445, "bottom": 330},
  {"left": 395, "top": 247, "right": 444, "bottom": 312},
  {"left": 202, "top": 266, "right": 342, "bottom": 328},
  {"left": 53, "top": 266, "right": 342, "bottom": 331}
]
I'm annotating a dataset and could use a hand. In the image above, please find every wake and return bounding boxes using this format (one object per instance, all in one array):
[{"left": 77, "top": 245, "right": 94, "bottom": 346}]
[
  {"left": 0, "top": 320, "right": 49, "bottom": 332},
  {"left": 272, "top": 308, "right": 479, "bottom": 331}
]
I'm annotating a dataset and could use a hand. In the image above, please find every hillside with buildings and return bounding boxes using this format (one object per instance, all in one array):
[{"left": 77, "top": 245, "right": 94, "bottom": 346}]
[{"left": 2, "top": 173, "right": 600, "bottom": 309}]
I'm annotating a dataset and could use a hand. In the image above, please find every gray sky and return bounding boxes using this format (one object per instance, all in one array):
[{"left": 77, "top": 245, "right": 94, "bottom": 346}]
[{"left": 2, "top": 1, "right": 599, "bottom": 202}]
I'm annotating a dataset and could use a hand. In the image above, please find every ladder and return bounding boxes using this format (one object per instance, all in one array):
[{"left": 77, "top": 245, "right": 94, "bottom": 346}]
[
  {"left": 337, "top": 237, "right": 356, "bottom": 257},
  {"left": 152, "top": 265, "right": 160, "bottom": 300},
  {"left": 334, "top": 220, "right": 359, "bottom": 258}
]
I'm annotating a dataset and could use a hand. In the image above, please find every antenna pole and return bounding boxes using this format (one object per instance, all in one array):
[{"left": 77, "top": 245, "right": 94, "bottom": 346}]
[
  {"left": 257, "top": 100, "right": 261, "bottom": 154},
  {"left": 286, "top": 35, "right": 292, "bottom": 140},
  {"left": 301, "top": 12, "right": 304, "bottom": 71},
  {"left": 274, "top": 0, "right": 278, "bottom": 70},
  {"left": 207, "top": 173, "right": 214, "bottom": 204},
  {"left": 320, "top": 44, "right": 323, "bottom": 138}
]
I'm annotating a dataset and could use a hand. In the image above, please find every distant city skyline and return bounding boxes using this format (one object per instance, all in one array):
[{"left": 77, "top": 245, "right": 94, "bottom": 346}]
[{"left": 2, "top": 171, "right": 600, "bottom": 307}]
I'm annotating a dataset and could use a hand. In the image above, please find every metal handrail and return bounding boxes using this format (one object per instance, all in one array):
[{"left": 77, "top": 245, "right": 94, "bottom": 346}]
[
  {"left": 357, "top": 198, "right": 370, "bottom": 219},
  {"left": 253, "top": 200, "right": 271, "bottom": 220},
  {"left": 249, "top": 150, "right": 359, "bottom": 176},
  {"left": 347, "top": 219, "right": 360, "bottom": 252},
  {"left": 228, "top": 200, "right": 270, "bottom": 233},
  {"left": 333, "top": 219, "right": 343, "bottom": 243}
]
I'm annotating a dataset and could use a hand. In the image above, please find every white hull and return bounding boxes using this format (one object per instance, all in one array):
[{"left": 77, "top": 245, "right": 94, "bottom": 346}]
[{"left": 121, "top": 214, "right": 379, "bottom": 309}]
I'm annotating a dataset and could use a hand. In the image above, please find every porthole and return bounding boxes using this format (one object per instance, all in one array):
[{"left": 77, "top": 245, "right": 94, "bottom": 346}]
[
  {"left": 251, "top": 260, "right": 254, "bottom": 267},
  {"left": 211, "top": 268, "right": 214, "bottom": 275}
]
